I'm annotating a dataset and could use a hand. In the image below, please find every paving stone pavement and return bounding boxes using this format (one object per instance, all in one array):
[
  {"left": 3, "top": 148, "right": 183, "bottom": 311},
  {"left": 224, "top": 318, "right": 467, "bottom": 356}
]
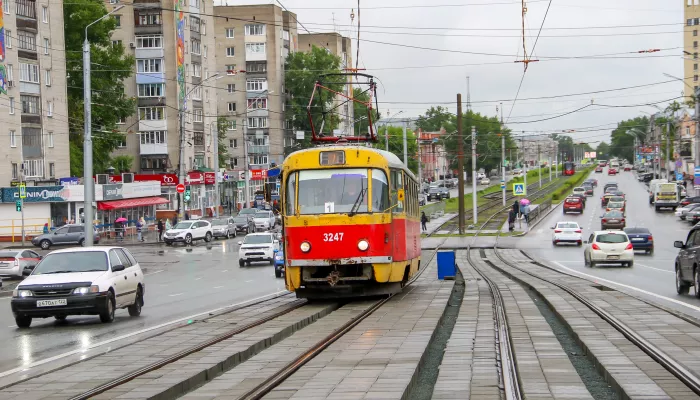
[
  {"left": 0, "top": 296, "right": 307, "bottom": 400},
  {"left": 492, "top": 249, "right": 699, "bottom": 400}
]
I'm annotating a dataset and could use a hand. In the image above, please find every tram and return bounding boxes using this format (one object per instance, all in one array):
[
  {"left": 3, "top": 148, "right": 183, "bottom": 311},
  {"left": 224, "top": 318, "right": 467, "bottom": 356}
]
[
  {"left": 280, "top": 146, "right": 421, "bottom": 299},
  {"left": 563, "top": 162, "right": 576, "bottom": 176}
]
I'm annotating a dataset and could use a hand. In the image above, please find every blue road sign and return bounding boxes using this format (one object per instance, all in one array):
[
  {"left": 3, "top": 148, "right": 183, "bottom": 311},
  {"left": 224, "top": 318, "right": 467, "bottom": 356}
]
[
  {"left": 513, "top": 183, "right": 526, "bottom": 196},
  {"left": 677, "top": 172, "right": 683, "bottom": 181}
]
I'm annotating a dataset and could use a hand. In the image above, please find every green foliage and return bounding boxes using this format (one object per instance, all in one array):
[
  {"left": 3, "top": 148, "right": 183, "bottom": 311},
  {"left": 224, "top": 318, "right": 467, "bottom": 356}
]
[
  {"left": 609, "top": 116, "right": 649, "bottom": 162},
  {"left": 217, "top": 117, "right": 228, "bottom": 167},
  {"left": 415, "top": 106, "right": 456, "bottom": 133},
  {"left": 376, "top": 126, "right": 418, "bottom": 173},
  {"left": 285, "top": 46, "right": 343, "bottom": 153},
  {"left": 66, "top": 0, "right": 136, "bottom": 176},
  {"left": 112, "top": 155, "right": 134, "bottom": 173},
  {"left": 550, "top": 167, "right": 595, "bottom": 201},
  {"left": 353, "top": 88, "right": 380, "bottom": 136},
  {"left": 596, "top": 142, "right": 611, "bottom": 159}
]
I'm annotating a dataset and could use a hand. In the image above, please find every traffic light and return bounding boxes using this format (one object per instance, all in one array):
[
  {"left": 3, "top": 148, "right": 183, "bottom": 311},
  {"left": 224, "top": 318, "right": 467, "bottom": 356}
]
[
  {"left": 184, "top": 186, "right": 191, "bottom": 202},
  {"left": 15, "top": 200, "right": 21, "bottom": 212}
]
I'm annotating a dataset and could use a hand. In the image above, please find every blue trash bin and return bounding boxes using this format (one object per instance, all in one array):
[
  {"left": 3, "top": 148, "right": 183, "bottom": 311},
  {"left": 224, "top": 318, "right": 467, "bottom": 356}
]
[{"left": 437, "top": 250, "right": 456, "bottom": 280}]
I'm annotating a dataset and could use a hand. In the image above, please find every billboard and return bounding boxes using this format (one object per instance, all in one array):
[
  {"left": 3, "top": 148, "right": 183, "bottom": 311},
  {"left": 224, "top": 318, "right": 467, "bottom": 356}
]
[
  {"left": 175, "top": 0, "right": 185, "bottom": 111},
  {"left": 584, "top": 152, "right": 597, "bottom": 159}
]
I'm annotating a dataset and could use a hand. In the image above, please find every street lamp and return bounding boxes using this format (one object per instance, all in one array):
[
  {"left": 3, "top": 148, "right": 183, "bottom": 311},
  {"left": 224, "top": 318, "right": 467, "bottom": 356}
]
[
  {"left": 83, "top": 5, "right": 124, "bottom": 246},
  {"left": 626, "top": 128, "right": 645, "bottom": 167},
  {"left": 178, "top": 73, "right": 220, "bottom": 219},
  {"left": 242, "top": 90, "right": 274, "bottom": 208},
  {"left": 663, "top": 72, "right": 699, "bottom": 178}
]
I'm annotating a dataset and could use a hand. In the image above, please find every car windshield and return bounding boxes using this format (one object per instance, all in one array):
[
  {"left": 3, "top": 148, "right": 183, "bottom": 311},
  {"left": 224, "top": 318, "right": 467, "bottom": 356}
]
[
  {"left": 624, "top": 228, "right": 650, "bottom": 234},
  {"left": 596, "top": 233, "right": 628, "bottom": 243},
  {"left": 610, "top": 197, "right": 625, "bottom": 202},
  {"left": 239, "top": 209, "right": 257, "bottom": 215},
  {"left": 212, "top": 219, "right": 228, "bottom": 226},
  {"left": 255, "top": 212, "right": 271, "bottom": 218},
  {"left": 557, "top": 223, "right": 579, "bottom": 229},
  {"left": 604, "top": 211, "right": 623, "bottom": 218},
  {"left": 33, "top": 252, "right": 109, "bottom": 274},
  {"left": 608, "top": 202, "right": 624, "bottom": 208},
  {"left": 244, "top": 235, "right": 272, "bottom": 244},
  {"left": 574, "top": 187, "right": 584, "bottom": 191},
  {"left": 565, "top": 198, "right": 580, "bottom": 203},
  {"left": 233, "top": 217, "right": 249, "bottom": 223},
  {"left": 174, "top": 222, "right": 193, "bottom": 229}
]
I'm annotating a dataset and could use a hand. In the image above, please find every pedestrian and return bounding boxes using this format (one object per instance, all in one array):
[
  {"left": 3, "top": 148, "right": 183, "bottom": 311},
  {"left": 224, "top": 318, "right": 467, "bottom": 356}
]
[
  {"left": 157, "top": 219, "right": 164, "bottom": 242},
  {"left": 508, "top": 209, "right": 516, "bottom": 232},
  {"left": 165, "top": 218, "right": 172, "bottom": 231},
  {"left": 420, "top": 211, "right": 428, "bottom": 232},
  {"left": 185, "top": 212, "right": 190, "bottom": 220},
  {"left": 512, "top": 200, "right": 520, "bottom": 218},
  {"left": 43, "top": 223, "right": 49, "bottom": 234},
  {"left": 172, "top": 215, "right": 178, "bottom": 226},
  {"left": 136, "top": 217, "right": 144, "bottom": 242},
  {"left": 522, "top": 203, "right": 531, "bottom": 224}
]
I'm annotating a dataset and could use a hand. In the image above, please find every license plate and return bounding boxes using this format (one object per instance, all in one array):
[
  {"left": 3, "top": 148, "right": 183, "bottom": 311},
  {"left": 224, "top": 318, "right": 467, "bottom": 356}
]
[
  {"left": 607, "top": 255, "right": 620, "bottom": 260},
  {"left": 631, "top": 238, "right": 644, "bottom": 241},
  {"left": 37, "top": 299, "right": 67, "bottom": 307}
]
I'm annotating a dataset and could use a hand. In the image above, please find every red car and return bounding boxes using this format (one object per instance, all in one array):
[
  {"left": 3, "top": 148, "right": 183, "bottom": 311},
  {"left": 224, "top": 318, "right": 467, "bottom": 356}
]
[
  {"left": 563, "top": 196, "right": 584, "bottom": 214},
  {"left": 595, "top": 167, "right": 603, "bottom": 173},
  {"left": 608, "top": 168, "right": 617, "bottom": 175},
  {"left": 623, "top": 165, "right": 631, "bottom": 171}
]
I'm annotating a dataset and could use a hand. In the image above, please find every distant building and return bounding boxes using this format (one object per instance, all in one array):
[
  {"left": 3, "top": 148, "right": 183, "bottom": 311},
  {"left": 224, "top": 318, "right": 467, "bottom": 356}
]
[
  {"left": 417, "top": 128, "right": 447, "bottom": 182},
  {"left": 685, "top": 3, "right": 700, "bottom": 100},
  {"left": 517, "top": 135, "right": 556, "bottom": 166}
]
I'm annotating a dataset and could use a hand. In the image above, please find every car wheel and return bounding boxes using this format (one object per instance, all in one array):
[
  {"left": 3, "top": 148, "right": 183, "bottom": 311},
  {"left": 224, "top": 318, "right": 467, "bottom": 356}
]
[
  {"left": 128, "top": 287, "right": 143, "bottom": 317},
  {"left": 184, "top": 234, "right": 193, "bottom": 245},
  {"left": 577, "top": 241, "right": 582, "bottom": 247},
  {"left": 100, "top": 292, "right": 115, "bottom": 323},
  {"left": 78, "top": 239, "right": 85, "bottom": 247},
  {"left": 40, "top": 239, "right": 51, "bottom": 250},
  {"left": 239, "top": 259, "right": 245, "bottom": 267},
  {"left": 54, "top": 315, "right": 67, "bottom": 322},
  {"left": 649, "top": 248, "right": 654, "bottom": 255},
  {"left": 677, "top": 267, "right": 690, "bottom": 294},
  {"left": 627, "top": 261, "right": 634, "bottom": 267},
  {"left": 552, "top": 240, "right": 557, "bottom": 246},
  {"left": 233, "top": 229, "right": 237, "bottom": 238},
  {"left": 589, "top": 261, "right": 596, "bottom": 268},
  {"left": 15, "top": 315, "right": 31, "bottom": 328},
  {"left": 275, "top": 269, "right": 282, "bottom": 278},
  {"left": 204, "top": 232, "right": 212, "bottom": 242}
]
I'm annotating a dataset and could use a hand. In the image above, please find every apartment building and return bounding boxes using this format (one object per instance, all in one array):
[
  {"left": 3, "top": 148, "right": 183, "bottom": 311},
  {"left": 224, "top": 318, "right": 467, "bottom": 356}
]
[
  {"left": 0, "top": 0, "right": 69, "bottom": 185},
  {"left": 213, "top": 4, "right": 297, "bottom": 206},
  {"left": 517, "top": 135, "right": 556, "bottom": 166},
  {"left": 299, "top": 33, "right": 353, "bottom": 137},
  {"left": 686, "top": 0, "right": 700, "bottom": 99}
]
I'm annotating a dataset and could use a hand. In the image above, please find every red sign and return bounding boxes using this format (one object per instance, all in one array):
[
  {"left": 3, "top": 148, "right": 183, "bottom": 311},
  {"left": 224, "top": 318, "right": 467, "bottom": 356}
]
[
  {"left": 250, "top": 170, "right": 267, "bottom": 180},
  {"left": 204, "top": 172, "right": 216, "bottom": 185},
  {"left": 101, "top": 173, "right": 179, "bottom": 186},
  {"left": 176, "top": 184, "right": 185, "bottom": 193},
  {"left": 186, "top": 172, "right": 204, "bottom": 185}
]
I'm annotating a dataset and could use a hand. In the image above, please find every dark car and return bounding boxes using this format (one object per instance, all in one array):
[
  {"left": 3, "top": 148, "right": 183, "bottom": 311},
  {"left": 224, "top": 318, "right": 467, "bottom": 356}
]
[
  {"left": 440, "top": 187, "right": 451, "bottom": 199},
  {"left": 31, "top": 225, "right": 100, "bottom": 250},
  {"left": 584, "top": 178, "right": 598, "bottom": 187},
  {"left": 680, "top": 196, "right": 700, "bottom": 207},
  {"left": 583, "top": 184, "right": 594, "bottom": 196},
  {"left": 604, "top": 182, "right": 618, "bottom": 192},
  {"left": 563, "top": 196, "right": 583, "bottom": 214},
  {"left": 601, "top": 210, "right": 625, "bottom": 230},
  {"left": 624, "top": 227, "right": 653, "bottom": 254},
  {"left": 232, "top": 216, "right": 255, "bottom": 234},
  {"left": 638, "top": 173, "right": 654, "bottom": 183},
  {"left": 674, "top": 224, "right": 700, "bottom": 295},
  {"left": 427, "top": 187, "right": 442, "bottom": 201},
  {"left": 419, "top": 194, "right": 426, "bottom": 206}
]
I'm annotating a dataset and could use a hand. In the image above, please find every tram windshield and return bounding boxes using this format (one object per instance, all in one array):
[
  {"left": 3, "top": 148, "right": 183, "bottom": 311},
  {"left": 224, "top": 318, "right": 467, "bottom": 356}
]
[{"left": 293, "top": 168, "right": 389, "bottom": 215}]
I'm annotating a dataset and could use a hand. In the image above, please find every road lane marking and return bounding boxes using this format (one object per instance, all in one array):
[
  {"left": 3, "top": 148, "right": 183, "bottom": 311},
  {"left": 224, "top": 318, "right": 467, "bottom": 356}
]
[
  {"left": 635, "top": 263, "right": 674, "bottom": 274},
  {"left": 552, "top": 261, "right": 700, "bottom": 313},
  {"left": 144, "top": 270, "right": 164, "bottom": 276},
  {"left": 213, "top": 286, "right": 224, "bottom": 289},
  {"left": 195, "top": 277, "right": 202, "bottom": 281},
  {"left": 0, "top": 290, "right": 289, "bottom": 379},
  {"left": 245, "top": 280, "right": 254, "bottom": 283},
  {"left": 169, "top": 293, "right": 183, "bottom": 297},
  {"left": 222, "top": 270, "right": 229, "bottom": 272}
]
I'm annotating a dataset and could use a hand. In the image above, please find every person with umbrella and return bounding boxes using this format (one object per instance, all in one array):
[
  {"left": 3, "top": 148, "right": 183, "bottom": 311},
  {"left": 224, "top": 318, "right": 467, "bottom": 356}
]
[
  {"left": 520, "top": 199, "right": 531, "bottom": 224},
  {"left": 115, "top": 216, "right": 127, "bottom": 242}
]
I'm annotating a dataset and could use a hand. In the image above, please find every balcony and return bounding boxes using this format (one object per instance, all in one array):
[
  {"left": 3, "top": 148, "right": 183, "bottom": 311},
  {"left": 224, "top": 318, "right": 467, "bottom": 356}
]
[
  {"left": 134, "top": 10, "right": 163, "bottom": 34},
  {"left": 681, "top": 150, "right": 693, "bottom": 158},
  {"left": 16, "top": 0, "right": 36, "bottom": 19},
  {"left": 140, "top": 141, "right": 167, "bottom": 155},
  {"left": 247, "top": 144, "right": 269, "bottom": 155},
  {"left": 22, "top": 127, "right": 42, "bottom": 159}
]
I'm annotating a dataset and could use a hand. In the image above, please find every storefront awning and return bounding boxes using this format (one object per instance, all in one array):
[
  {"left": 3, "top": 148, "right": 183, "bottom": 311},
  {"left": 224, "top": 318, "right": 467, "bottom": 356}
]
[{"left": 98, "top": 196, "right": 169, "bottom": 210}]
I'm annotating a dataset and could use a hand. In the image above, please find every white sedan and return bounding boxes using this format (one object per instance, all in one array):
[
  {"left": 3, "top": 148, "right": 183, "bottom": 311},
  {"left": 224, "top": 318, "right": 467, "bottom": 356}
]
[
  {"left": 479, "top": 177, "right": 491, "bottom": 185},
  {"left": 583, "top": 230, "right": 634, "bottom": 267},
  {"left": 551, "top": 222, "right": 582, "bottom": 246}
]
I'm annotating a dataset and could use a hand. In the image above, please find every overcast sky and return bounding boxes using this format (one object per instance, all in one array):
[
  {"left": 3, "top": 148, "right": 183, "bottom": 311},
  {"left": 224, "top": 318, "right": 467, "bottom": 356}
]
[{"left": 223, "top": 0, "right": 682, "bottom": 146}]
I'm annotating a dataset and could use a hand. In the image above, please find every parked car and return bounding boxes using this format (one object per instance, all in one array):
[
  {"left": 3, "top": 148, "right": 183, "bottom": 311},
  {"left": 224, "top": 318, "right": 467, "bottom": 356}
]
[
  {"left": 476, "top": 172, "right": 487, "bottom": 180},
  {"left": 584, "top": 230, "right": 634, "bottom": 268},
  {"left": 623, "top": 165, "right": 632, "bottom": 171},
  {"left": 608, "top": 168, "right": 617, "bottom": 175},
  {"left": 676, "top": 203, "right": 700, "bottom": 219},
  {"left": 31, "top": 225, "right": 100, "bottom": 250},
  {"left": 638, "top": 172, "right": 654, "bottom": 183},
  {"left": 479, "top": 177, "right": 491, "bottom": 185},
  {"left": 238, "top": 208, "right": 258, "bottom": 218},
  {"left": 210, "top": 218, "right": 237, "bottom": 239},
  {"left": 674, "top": 224, "right": 700, "bottom": 295},
  {"left": 686, "top": 208, "right": 700, "bottom": 224},
  {"left": 10, "top": 247, "right": 145, "bottom": 328},
  {"left": 563, "top": 196, "right": 584, "bottom": 214},
  {"left": 439, "top": 187, "right": 451, "bottom": 199},
  {"left": 0, "top": 250, "right": 42, "bottom": 278},
  {"left": 233, "top": 216, "right": 255, "bottom": 234},
  {"left": 253, "top": 211, "right": 276, "bottom": 231},
  {"left": 238, "top": 232, "right": 279, "bottom": 267},
  {"left": 572, "top": 187, "right": 586, "bottom": 197},
  {"left": 274, "top": 249, "right": 285, "bottom": 278},
  {"left": 551, "top": 221, "right": 583, "bottom": 246},
  {"left": 601, "top": 210, "right": 626, "bottom": 230},
  {"left": 624, "top": 227, "right": 654, "bottom": 254},
  {"left": 163, "top": 220, "right": 213, "bottom": 245},
  {"left": 680, "top": 196, "right": 700, "bottom": 207},
  {"left": 595, "top": 166, "right": 603, "bottom": 173}
]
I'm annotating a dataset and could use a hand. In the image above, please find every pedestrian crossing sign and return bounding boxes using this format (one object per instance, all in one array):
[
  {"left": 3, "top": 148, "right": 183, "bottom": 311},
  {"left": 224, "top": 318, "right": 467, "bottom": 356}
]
[{"left": 513, "top": 183, "right": 526, "bottom": 196}]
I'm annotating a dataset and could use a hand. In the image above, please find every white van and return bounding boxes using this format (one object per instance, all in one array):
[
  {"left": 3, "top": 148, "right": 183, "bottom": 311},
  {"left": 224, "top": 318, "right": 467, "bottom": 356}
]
[
  {"left": 648, "top": 178, "right": 669, "bottom": 204},
  {"left": 654, "top": 182, "right": 680, "bottom": 211},
  {"left": 610, "top": 160, "right": 620, "bottom": 169}
]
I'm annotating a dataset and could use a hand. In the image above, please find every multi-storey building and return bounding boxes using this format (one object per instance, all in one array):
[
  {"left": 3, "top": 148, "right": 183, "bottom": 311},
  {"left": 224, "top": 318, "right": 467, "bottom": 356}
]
[
  {"left": 686, "top": 0, "right": 700, "bottom": 100},
  {"left": 298, "top": 33, "right": 353, "bottom": 137},
  {"left": 0, "top": 0, "right": 70, "bottom": 185},
  {"left": 213, "top": 4, "right": 297, "bottom": 207},
  {"left": 517, "top": 135, "right": 556, "bottom": 166},
  {"left": 107, "top": 0, "right": 218, "bottom": 211}
]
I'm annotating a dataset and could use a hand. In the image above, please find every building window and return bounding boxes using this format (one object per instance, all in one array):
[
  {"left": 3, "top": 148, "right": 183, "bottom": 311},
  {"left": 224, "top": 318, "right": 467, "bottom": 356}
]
[
  {"left": 112, "top": 40, "right": 122, "bottom": 48},
  {"left": 49, "top": 162, "right": 55, "bottom": 178},
  {"left": 203, "top": 45, "right": 207, "bottom": 58},
  {"left": 118, "top": 138, "right": 126, "bottom": 148},
  {"left": 227, "top": 120, "right": 237, "bottom": 130},
  {"left": 247, "top": 117, "right": 268, "bottom": 128},
  {"left": 17, "top": 31, "right": 36, "bottom": 51},
  {"left": 46, "top": 100, "right": 53, "bottom": 117},
  {"left": 695, "top": 52, "right": 699, "bottom": 59},
  {"left": 44, "top": 69, "right": 51, "bottom": 86},
  {"left": 193, "top": 132, "right": 204, "bottom": 146},
  {"left": 11, "top": 163, "right": 17, "bottom": 180},
  {"left": 137, "top": 58, "right": 163, "bottom": 73},
  {"left": 10, "top": 130, "right": 16, "bottom": 147},
  {"left": 3, "top": 0, "right": 9, "bottom": 14},
  {"left": 114, "top": 15, "right": 121, "bottom": 27},
  {"left": 42, "top": 5, "right": 48, "bottom": 22},
  {"left": 695, "top": 75, "right": 699, "bottom": 82},
  {"left": 249, "top": 155, "right": 268, "bottom": 165},
  {"left": 192, "top": 63, "right": 201, "bottom": 77},
  {"left": 137, "top": 83, "right": 165, "bottom": 97},
  {"left": 193, "top": 108, "right": 203, "bottom": 122},
  {"left": 139, "top": 107, "right": 165, "bottom": 120},
  {"left": 9, "top": 97, "right": 14, "bottom": 114},
  {"left": 43, "top": 38, "right": 49, "bottom": 54},
  {"left": 695, "top": 41, "right": 698, "bottom": 48},
  {"left": 190, "top": 85, "right": 202, "bottom": 100},
  {"left": 245, "top": 24, "right": 265, "bottom": 36},
  {"left": 48, "top": 131, "right": 54, "bottom": 147},
  {"left": 226, "top": 28, "right": 234, "bottom": 38},
  {"left": 690, "top": 19, "right": 694, "bottom": 25},
  {"left": 226, "top": 47, "right": 235, "bottom": 57},
  {"left": 137, "top": 12, "right": 161, "bottom": 26},
  {"left": 230, "top": 158, "right": 237, "bottom": 168},
  {"left": 117, "top": 115, "right": 125, "bottom": 124},
  {"left": 247, "top": 98, "right": 267, "bottom": 110},
  {"left": 228, "top": 102, "right": 236, "bottom": 112},
  {"left": 227, "top": 84, "right": 235, "bottom": 93},
  {"left": 191, "top": 39, "right": 201, "bottom": 55},
  {"left": 695, "top": 30, "right": 698, "bottom": 37},
  {"left": 226, "top": 65, "right": 236, "bottom": 75},
  {"left": 229, "top": 139, "right": 237, "bottom": 148},
  {"left": 19, "top": 63, "right": 39, "bottom": 83},
  {"left": 245, "top": 43, "right": 266, "bottom": 54},
  {"left": 23, "top": 160, "right": 44, "bottom": 178},
  {"left": 16, "top": 0, "right": 36, "bottom": 18},
  {"left": 191, "top": 0, "right": 199, "bottom": 9},
  {"left": 20, "top": 95, "right": 39, "bottom": 114},
  {"left": 696, "top": 18, "right": 699, "bottom": 25},
  {"left": 246, "top": 78, "right": 266, "bottom": 91},
  {"left": 5, "top": 30, "right": 10, "bottom": 48},
  {"left": 140, "top": 131, "right": 166, "bottom": 144},
  {"left": 190, "top": 16, "right": 200, "bottom": 32},
  {"left": 136, "top": 35, "right": 163, "bottom": 49},
  {"left": 246, "top": 62, "right": 267, "bottom": 72}
]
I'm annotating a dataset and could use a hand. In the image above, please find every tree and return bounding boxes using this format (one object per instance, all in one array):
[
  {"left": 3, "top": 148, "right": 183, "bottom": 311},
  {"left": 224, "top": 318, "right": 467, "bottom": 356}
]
[
  {"left": 285, "top": 46, "right": 343, "bottom": 154},
  {"left": 65, "top": 0, "right": 136, "bottom": 176},
  {"left": 376, "top": 126, "right": 418, "bottom": 173},
  {"left": 609, "top": 116, "right": 649, "bottom": 161},
  {"left": 217, "top": 117, "right": 229, "bottom": 167},
  {"left": 353, "top": 88, "right": 380, "bottom": 136},
  {"left": 596, "top": 142, "right": 611, "bottom": 160},
  {"left": 415, "top": 106, "right": 456, "bottom": 133},
  {"left": 112, "top": 155, "right": 134, "bottom": 173}
]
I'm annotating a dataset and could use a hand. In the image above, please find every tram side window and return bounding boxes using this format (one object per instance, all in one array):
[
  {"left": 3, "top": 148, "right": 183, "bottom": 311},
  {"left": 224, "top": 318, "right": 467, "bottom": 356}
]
[
  {"left": 285, "top": 172, "right": 296, "bottom": 215},
  {"left": 371, "top": 169, "right": 389, "bottom": 212},
  {"left": 391, "top": 169, "right": 404, "bottom": 213}
]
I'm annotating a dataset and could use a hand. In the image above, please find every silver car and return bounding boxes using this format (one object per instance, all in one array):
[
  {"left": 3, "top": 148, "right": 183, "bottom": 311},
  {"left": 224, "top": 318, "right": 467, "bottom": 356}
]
[
  {"left": 31, "top": 224, "right": 99, "bottom": 250},
  {"left": 210, "top": 217, "right": 237, "bottom": 239},
  {"left": 0, "top": 250, "right": 42, "bottom": 278}
]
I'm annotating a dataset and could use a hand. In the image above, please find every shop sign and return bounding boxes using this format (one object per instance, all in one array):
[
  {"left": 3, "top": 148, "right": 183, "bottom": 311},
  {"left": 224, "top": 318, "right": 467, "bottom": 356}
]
[
  {"left": 103, "top": 182, "right": 161, "bottom": 200},
  {"left": 59, "top": 177, "right": 80, "bottom": 186},
  {"left": 103, "top": 184, "right": 124, "bottom": 200},
  {"left": 100, "top": 173, "right": 179, "bottom": 186},
  {"left": 1, "top": 186, "right": 68, "bottom": 203},
  {"left": 204, "top": 172, "right": 216, "bottom": 185},
  {"left": 250, "top": 170, "right": 267, "bottom": 180},
  {"left": 186, "top": 172, "right": 204, "bottom": 185}
]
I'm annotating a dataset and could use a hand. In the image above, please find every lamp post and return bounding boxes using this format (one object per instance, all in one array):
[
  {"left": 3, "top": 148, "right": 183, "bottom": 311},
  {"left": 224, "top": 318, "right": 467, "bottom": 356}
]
[
  {"left": 83, "top": 5, "right": 124, "bottom": 246},
  {"left": 664, "top": 73, "right": 698, "bottom": 182},
  {"left": 242, "top": 90, "right": 274, "bottom": 208}
]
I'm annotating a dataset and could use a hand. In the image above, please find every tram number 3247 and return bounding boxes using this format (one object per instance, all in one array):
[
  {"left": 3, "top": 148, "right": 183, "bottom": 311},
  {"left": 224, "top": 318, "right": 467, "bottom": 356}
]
[{"left": 323, "top": 233, "right": 344, "bottom": 242}]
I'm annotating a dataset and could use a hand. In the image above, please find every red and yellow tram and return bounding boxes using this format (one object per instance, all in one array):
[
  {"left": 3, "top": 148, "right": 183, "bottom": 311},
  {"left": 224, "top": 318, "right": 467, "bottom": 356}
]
[{"left": 281, "top": 146, "right": 421, "bottom": 298}]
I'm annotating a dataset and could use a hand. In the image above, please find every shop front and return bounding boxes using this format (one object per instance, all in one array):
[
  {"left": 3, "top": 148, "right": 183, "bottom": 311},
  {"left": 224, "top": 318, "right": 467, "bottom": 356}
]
[
  {"left": 96, "top": 182, "right": 164, "bottom": 233},
  {"left": 184, "top": 171, "right": 217, "bottom": 217}
]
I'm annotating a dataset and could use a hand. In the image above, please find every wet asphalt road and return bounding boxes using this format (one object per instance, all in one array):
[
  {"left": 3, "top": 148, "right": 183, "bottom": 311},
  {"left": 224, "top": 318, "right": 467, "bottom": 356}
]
[
  {"left": 0, "top": 235, "right": 286, "bottom": 376},
  {"left": 514, "top": 168, "right": 700, "bottom": 319}
]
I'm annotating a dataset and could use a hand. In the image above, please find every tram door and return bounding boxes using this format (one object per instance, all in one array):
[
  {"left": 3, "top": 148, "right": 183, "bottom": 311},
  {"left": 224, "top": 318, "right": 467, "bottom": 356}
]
[{"left": 390, "top": 169, "right": 405, "bottom": 261}]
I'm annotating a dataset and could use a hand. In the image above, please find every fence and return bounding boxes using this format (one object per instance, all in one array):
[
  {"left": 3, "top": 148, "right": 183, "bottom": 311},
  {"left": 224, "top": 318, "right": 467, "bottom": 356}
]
[{"left": 527, "top": 198, "right": 552, "bottom": 226}]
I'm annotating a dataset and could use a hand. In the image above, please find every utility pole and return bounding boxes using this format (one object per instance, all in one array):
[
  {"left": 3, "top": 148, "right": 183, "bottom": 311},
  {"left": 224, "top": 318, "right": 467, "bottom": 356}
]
[
  {"left": 472, "top": 126, "right": 477, "bottom": 224},
  {"left": 243, "top": 117, "right": 250, "bottom": 207},
  {"left": 537, "top": 143, "right": 541, "bottom": 187},
  {"left": 20, "top": 170, "right": 24, "bottom": 246},
  {"left": 83, "top": 27, "right": 94, "bottom": 246},
  {"left": 695, "top": 88, "right": 700, "bottom": 191},
  {"left": 500, "top": 103, "right": 505, "bottom": 207},
  {"left": 385, "top": 122, "right": 389, "bottom": 151},
  {"left": 666, "top": 118, "right": 672, "bottom": 181},
  {"left": 417, "top": 133, "right": 422, "bottom": 185},
  {"left": 402, "top": 120, "right": 408, "bottom": 165},
  {"left": 457, "top": 94, "right": 464, "bottom": 234},
  {"left": 178, "top": 101, "right": 187, "bottom": 217},
  {"left": 212, "top": 122, "right": 220, "bottom": 216}
]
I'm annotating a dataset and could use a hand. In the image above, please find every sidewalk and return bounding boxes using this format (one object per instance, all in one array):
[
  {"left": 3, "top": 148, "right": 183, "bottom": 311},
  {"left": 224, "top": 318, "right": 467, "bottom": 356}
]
[
  {"left": 501, "top": 204, "right": 539, "bottom": 234},
  {"left": 0, "top": 230, "right": 166, "bottom": 250},
  {"left": 423, "top": 213, "right": 457, "bottom": 235}
]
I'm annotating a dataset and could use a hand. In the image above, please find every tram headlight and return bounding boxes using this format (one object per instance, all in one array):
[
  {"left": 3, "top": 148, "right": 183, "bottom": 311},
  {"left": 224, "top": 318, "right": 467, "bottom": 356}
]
[
  {"left": 300, "top": 241, "right": 311, "bottom": 253},
  {"left": 357, "top": 239, "right": 369, "bottom": 251}
]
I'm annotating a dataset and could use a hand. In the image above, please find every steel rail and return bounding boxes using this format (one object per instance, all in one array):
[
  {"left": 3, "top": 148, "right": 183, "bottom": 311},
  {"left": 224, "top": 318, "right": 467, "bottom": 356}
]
[
  {"left": 490, "top": 246, "right": 700, "bottom": 396},
  {"left": 68, "top": 299, "right": 308, "bottom": 400}
]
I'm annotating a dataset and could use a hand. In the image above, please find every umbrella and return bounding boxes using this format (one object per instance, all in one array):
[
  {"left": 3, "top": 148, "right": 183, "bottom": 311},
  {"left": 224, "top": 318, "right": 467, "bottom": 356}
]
[
  {"left": 520, "top": 198, "right": 530, "bottom": 206},
  {"left": 115, "top": 217, "right": 127, "bottom": 223}
]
